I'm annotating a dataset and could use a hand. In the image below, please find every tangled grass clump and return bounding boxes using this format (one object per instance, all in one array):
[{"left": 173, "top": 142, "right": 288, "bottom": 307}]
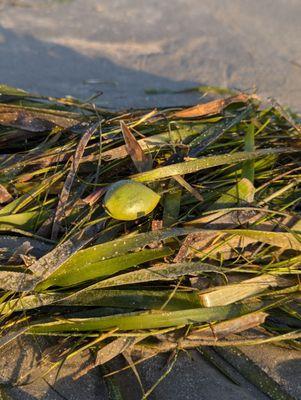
[{"left": 0, "top": 85, "right": 300, "bottom": 399}]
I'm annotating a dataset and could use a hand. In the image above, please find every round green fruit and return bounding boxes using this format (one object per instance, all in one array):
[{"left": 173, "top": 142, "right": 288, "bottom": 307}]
[{"left": 103, "top": 179, "right": 160, "bottom": 221}]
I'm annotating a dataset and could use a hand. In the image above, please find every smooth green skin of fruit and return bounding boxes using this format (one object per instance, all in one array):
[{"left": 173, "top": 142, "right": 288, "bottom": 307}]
[{"left": 103, "top": 180, "right": 161, "bottom": 221}]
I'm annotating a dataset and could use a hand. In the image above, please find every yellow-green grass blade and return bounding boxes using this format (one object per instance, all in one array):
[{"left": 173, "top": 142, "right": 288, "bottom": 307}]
[
  {"left": 37, "top": 247, "right": 174, "bottom": 290},
  {"left": 132, "top": 149, "right": 296, "bottom": 182},
  {"left": 242, "top": 123, "right": 255, "bottom": 183},
  {"left": 28, "top": 302, "right": 260, "bottom": 333}
]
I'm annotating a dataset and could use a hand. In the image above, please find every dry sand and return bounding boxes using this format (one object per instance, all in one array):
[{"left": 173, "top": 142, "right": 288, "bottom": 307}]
[{"left": 0, "top": 0, "right": 300, "bottom": 110}]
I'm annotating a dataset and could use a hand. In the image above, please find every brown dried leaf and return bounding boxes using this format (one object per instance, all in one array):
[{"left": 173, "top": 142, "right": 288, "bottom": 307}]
[
  {"left": 195, "top": 235, "right": 257, "bottom": 260},
  {"left": 151, "top": 220, "right": 163, "bottom": 231},
  {"left": 74, "top": 336, "right": 140, "bottom": 380},
  {"left": 184, "top": 312, "right": 267, "bottom": 340},
  {"left": 173, "top": 93, "right": 254, "bottom": 119},
  {"left": 81, "top": 187, "right": 106, "bottom": 206},
  {"left": 51, "top": 123, "right": 98, "bottom": 239},
  {"left": 7, "top": 240, "right": 33, "bottom": 264},
  {"left": 199, "top": 274, "right": 290, "bottom": 307},
  {"left": 0, "top": 104, "right": 80, "bottom": 132},
  {"left": 120, "top": 121, "right": 152, "bottom": 172},
  {"left": 96, "top": 336, "right": 140, "bottom": 365},
  {"left": 173, "top": 232, "right": 213, "bottom": 263},
  {"left": 0, "top": 184, "right": 12, "bottom": 204}
]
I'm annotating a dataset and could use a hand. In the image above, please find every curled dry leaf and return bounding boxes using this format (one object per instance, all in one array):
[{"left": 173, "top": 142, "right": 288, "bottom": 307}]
[
  {"left": 120, "top": 120, "right": 152, "bottom": 172},
  {"left": 173, "top": 93, "right": 256, "bottom": 118}
]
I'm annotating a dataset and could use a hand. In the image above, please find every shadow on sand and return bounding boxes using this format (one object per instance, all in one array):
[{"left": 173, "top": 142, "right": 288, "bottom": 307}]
[{"left": 0, "top": 26, "right": 203, "bottom": 110}]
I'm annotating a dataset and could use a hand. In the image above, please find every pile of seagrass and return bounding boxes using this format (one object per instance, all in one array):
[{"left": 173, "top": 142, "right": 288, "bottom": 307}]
[{"left": 0, "top": 84, "right": 300, "bottom": 399}]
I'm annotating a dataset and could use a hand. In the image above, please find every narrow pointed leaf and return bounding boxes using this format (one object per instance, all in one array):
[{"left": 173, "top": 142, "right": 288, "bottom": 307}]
[{"left": 132, "top": 149, "right": 295, "bottom": 183}]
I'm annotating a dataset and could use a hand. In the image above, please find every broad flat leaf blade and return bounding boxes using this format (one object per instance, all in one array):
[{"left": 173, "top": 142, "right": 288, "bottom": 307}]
[
  {"left": 37, "top": 247, "right": 174, "bottom": 289},
  {"left": 45, "top": 227, "right": 199, "bottom": 282},
  {"left": 29, "top": 302, "right": 260, "bottom": 333}
]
